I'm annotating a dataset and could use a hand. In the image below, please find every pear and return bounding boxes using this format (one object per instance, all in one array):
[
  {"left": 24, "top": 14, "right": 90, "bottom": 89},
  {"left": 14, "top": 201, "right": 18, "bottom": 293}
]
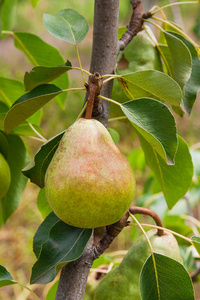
[
  {"left": 94, "top": 229, "right": 182, "bottom": 300},
  {"left": 0, "top": 153, "right": 11, "bottom": 199},
  {"left": 45, "top": 118, "right": 135, "bottom": 228}
]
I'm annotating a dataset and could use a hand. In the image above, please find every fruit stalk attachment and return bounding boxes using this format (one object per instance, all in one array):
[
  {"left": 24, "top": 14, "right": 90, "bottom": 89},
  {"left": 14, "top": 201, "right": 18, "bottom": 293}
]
[
  {"left": 129, "top": 206, "right": 164, "bottom": 236},
  {"left": 85, "top": 72, "right": 103, "bottom": 119}
]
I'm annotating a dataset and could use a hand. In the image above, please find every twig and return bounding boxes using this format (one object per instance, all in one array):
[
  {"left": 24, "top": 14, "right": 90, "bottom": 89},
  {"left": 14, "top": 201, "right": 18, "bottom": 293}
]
[{"left": 129, "top": 206, "right": 164, "bottom": 236}]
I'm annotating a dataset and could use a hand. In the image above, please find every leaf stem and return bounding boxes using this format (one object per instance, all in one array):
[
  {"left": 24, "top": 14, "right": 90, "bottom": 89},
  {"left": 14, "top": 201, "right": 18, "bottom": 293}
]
[
  {"left": 108, "top": 116, "right": 128, "bottom": 122},
  {"left": 151, "top": 16, "right": 199, "bottom": 50},
  {"left": 76, "top": 102, "right": 87, "bottom": 120},
  {"left": 62, "top": 87, "right": 86, "bottom": 93},
  {"left": 151, "top": 1, "right": 199, "bottom": 15},
  {"left": 72, "top": 67, "right": 92, "bottom": 76},
  {"left": 98, "top": 95, "right": 121, "bottom": 107},
  {"left": 129, "top": 213, "right": 160, "bottom": 299},
  {"left": 28, "top": 123, "right": 47, "bottom": 142},
  {"left": 18, "top": 283, "right": 40, "bottom": 300},
  {"left": 75, "top": 45, "right": 86, "bottom": 84},
  {"left": 129, "top": 223, "right": 192, "bottom": 244},
  {"left": 143, "top": 23, "right": 172, "bottom": 76}
]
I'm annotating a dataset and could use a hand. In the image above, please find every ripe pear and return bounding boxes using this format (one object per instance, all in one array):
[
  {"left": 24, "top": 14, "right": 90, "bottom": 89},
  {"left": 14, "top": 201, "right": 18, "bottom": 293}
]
[
  {"left": 94, "top": 229, "right": 182, "bottom": 300},
  {"left": 45, "top": 118, "right": 135, "bottom": 228},
  {"left": 0, "top": 153, "right": 11, "bottom": 199}
]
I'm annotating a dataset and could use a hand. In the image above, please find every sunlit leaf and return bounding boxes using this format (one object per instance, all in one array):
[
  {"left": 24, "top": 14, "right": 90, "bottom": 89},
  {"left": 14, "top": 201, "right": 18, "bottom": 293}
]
[
  {"left": 0, "top": 77, "right": 24, "bottom": 107},
  {"left": 164, "top": 31, "right": 192, "bottom": 88},
  {"left": 169, "top": 32, "right": 200, "bottom": 114},
  {"left": 22, "top": 131, "right": 65, "bottom": 188},
  {"left": 121, "top": 98, "right": 177, "bottom": 164},
  {"left": 24, "top": 60, "right": 72, "bottom": 91},
  {"left": 0, "top": 265, "right": 17, "bottom": 287},
  {"left": 140, "top": 253, "right": 195, "bottom": 300},
  {"left": 191, "top": 236, "right": 200, "bottom": 255},
  {"left": 8, "top": 32, "right": 69, "bottom": 108},
  {"left": 118, "top": 70, "right": 182, "bottom": 106},
  {"left": 37, "top": 188, "right": 52, "bottom": 219},
  {"left": 30, "top": 0, "right": 40, "bottom": 7},
  {"left": 31, "top": 220, "right": 92, "bottom": 284},
  {"left": 43, "top": 9, "right": 89, "bottom": 44},
  {"left": 4, "top": 84, "right": 63, "bottom": 134},
  {"left": 46, "top": 280, "right": 58, "bottom": 300},
  {"left": 0, "top": 0, "right": 17, "bottom": 33},
  {"left": 139, "top": 135, "right": 193, "bottom": 209}
]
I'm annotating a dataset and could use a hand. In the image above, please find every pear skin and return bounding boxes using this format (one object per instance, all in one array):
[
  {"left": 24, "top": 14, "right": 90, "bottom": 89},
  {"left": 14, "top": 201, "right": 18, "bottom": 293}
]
[
  {"left": 94, "top": 229, "right": 182, "bottom": 300},
  {"left": 45, "top": 118, "right": 135, "bottom": 228}
]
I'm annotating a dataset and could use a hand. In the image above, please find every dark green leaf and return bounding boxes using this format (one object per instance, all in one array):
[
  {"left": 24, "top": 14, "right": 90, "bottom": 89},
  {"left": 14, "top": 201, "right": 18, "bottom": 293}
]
[
  {"left": 169, "top": 32, "right": 200, "bottom": 114},
  {"left": 164, "top": 31, "right": 192, "bottom": 89},
  {"left": 0, "top": 135, "right": 28, "bottom": 225},
  {"left": 4, "top": 84, "right": 63, "bottom": 134},
  {"left": 22, "top": 131, "right": 65, "bottom": 188},
  {"left": 24, "top": 60, "right": 72, "bottom": 91},
  {"left": 191, "top": 236, "right": 200, "bottom": 255},
  {"left": 121, "top": 98, "right": 177, "bottom": 164},
  {"left": 118, "top": 70, "right": 182, "bottom": 106},
  {"left": 37, "top": 188, "right": 52, "bottom": 219},
  {"left": 0, "top": 130, "right": 9, "bottom": 159},
  {"left": 33, "top": 212, "right": 60, "bottom": 258},
  {"left": 140, "top": 253, "right": 195, "bottom": 300},
  {"left": 10, "top": 32, "right": 69, "bottom": 108},
  {"left": 139, "top": 135, "right": 193, "bottom": 209},
  {"left": 43, "top": 9, "right": 89, "bottom": 45},
  {"left": 31, "top": 222, "right": 92, "bottom": 284},
  {"left": 0, "top": 265, "right": 17, "bottom": 287}
]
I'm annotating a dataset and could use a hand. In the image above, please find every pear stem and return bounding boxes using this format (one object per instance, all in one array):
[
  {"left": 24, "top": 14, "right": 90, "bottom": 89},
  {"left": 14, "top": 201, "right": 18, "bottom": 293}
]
[
  {"left": 129, "top": 206, "right": 164, "bottom": 236},
  {"left": 85, "top": 72, "right": 103, "bottom": 119}
]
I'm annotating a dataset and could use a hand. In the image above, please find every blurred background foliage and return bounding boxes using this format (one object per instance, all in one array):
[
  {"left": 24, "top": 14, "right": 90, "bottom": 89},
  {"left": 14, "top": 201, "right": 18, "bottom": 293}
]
[{"left": 0, "top": 0, "right": 200, "bottom": 299}]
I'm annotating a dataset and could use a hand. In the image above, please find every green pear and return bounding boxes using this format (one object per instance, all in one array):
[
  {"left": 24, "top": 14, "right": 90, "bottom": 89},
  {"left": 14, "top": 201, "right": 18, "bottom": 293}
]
[
  {"left": 0, "top": 153, "right": 11, "bottom": 199},
  {"left": 94, "top": 229, "right": 182, "bottom": 300},
  {"left": 45, "top": 118, "right": 135, "bottom": 228}
]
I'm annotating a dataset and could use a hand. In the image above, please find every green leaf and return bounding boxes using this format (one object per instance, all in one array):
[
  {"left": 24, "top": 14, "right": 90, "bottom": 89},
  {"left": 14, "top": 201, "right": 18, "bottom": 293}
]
[
  {"left": 0, "top": 77, "right": 24, "bottom": 107},
  {"left": 169, "top": 32, "right": 200, "bottom": 114},
  {"left": 107, "top": 128, "right": 120, "bottom": 144},
  {"left": 22, "top": 131, "right": 65, "bottom": 188},
  {"left": 190, "top": 150, "right": 200, "bottom": 179},
  {"left": 140, "top": 253, "right": 195, "bottom": 300},
  {"left": 0, "top": 265, "right": 17, "bottom": 287},
  {"left": 24, "top": 60, "right": 72, "bottom": 91},
  {"left": 4, "top": 84, "right": 63, "bottom": 134},
  {"left": 118, "top": 70, "right": 182, "bottom": 106},
  {"left": 43, "top": 9, "right": 89, "bottom": 45},
  {"left": 0, "top": 135, "right": 28, "bottom": 225},
  {"left": 0, "top": 131, "right": 9, "bottom": 159},
  {"left": 37, "top": 188, "right": 52, "bottom": 219},
  {"left": 10, "top": 32, "right": 69, "bottom": 108},
  {"left": 139, "top": 135, "right": 193, "bottom": 209},
  {"left": 0, "top": 0, "right": 17, "bottom": 32},
  {"left": 121, "top": 98, "right": 177, "bottom": 164},
  {"left": 12, "top": 123, "right": 43, "bottom": 137},
  {"left": 30, "top": 0, "right": 40, "bottom": 8},
  {"left": 31, "top": 221, "right": 92, "bottom": 284},
  {"left": 164, "top": 31, "right": 192, "bottom": 89},
  {"left": 33, "top": 212, "right": 60, "bottom": 258},
  {"left": 46, "top": 280, "right": 58, "bottom": 300},
  {"left": 191, "top": 236, "right": 200, "bottom": 255}
]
